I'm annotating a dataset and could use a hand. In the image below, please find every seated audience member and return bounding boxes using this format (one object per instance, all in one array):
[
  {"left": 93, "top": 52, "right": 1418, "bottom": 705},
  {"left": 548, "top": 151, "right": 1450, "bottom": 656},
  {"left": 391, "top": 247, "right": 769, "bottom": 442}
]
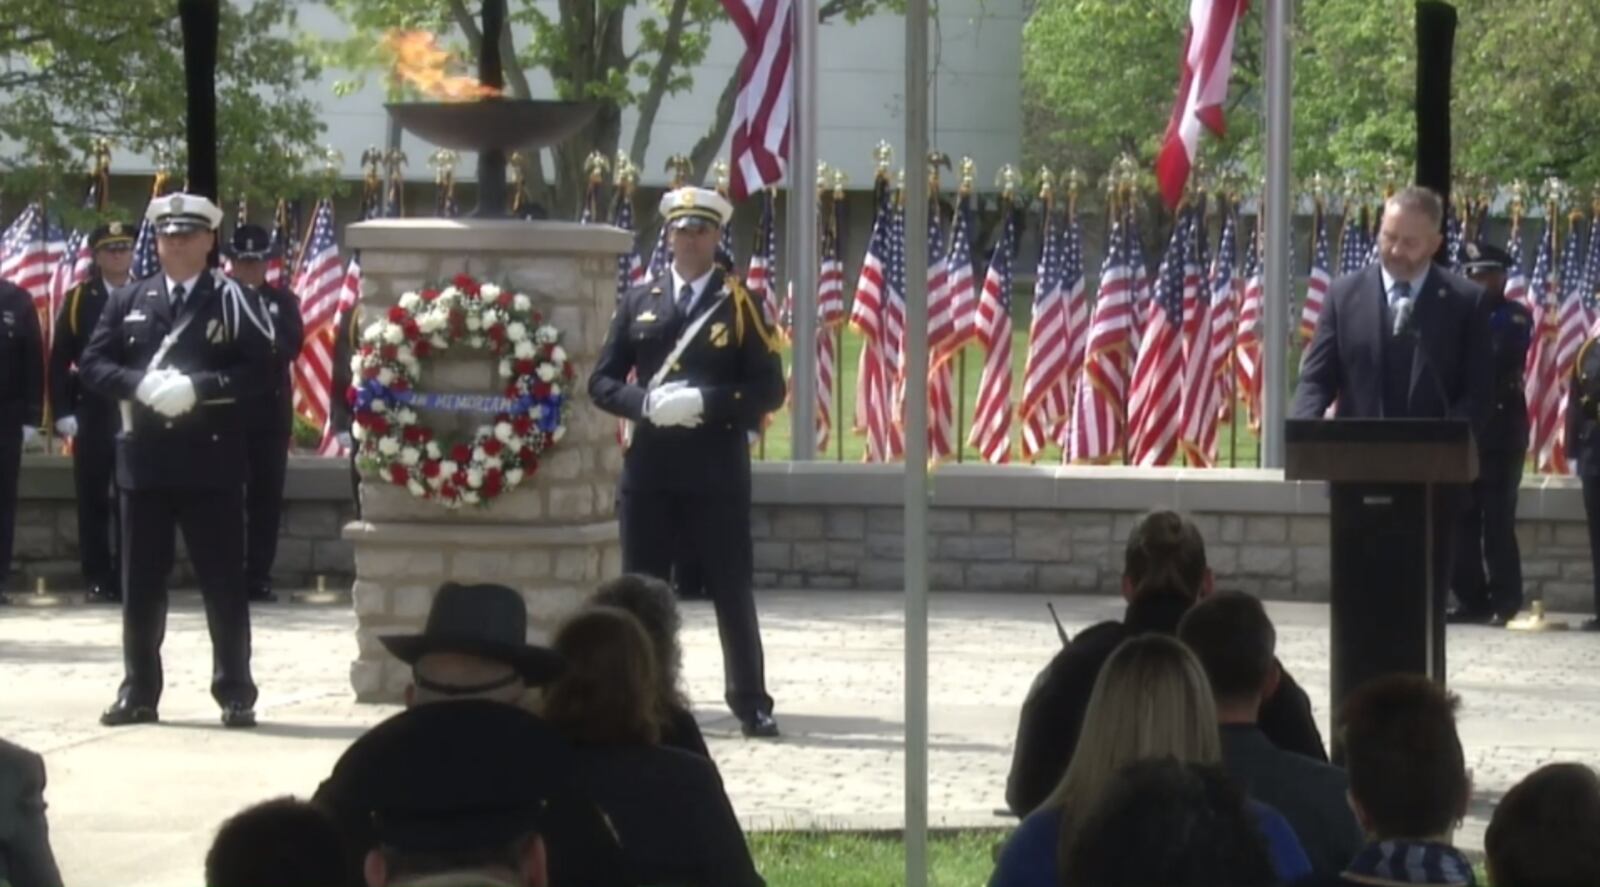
[
  {"left": 0, "top": 737, "right": 63, "bottom": 887},
  {"left": 1318, "top": 675, "right": 1474, "bottom": 887},
  {"left": 360, "top": 705, "right": 563, "bottom": 887},
  {"left": 1179, "top": 591, "right": 1364, "bottom": 878},
  {"left": 1485, "top": 762, "right": 1600, "bottom": 887},
  {"left": 314, "top": 583, "right": 625, "bottom": 887},
  {"left": 990, "top": 634, "right": 1310, "bottom": 887},
  {"left": 1006, "top": 510, "right": 1326, "bottom": 816},
  {"left": 206, "top": 797, "right": 345, "bottom": 887},
  {"left": 1060, "top": 758, "right": 1280, "bottom": 887},
  {"left": 589, "top": 573, "right": 709, "bottom": 758},
  {"left": 543, "top": 606, "right": 764, "bottom": 887}
]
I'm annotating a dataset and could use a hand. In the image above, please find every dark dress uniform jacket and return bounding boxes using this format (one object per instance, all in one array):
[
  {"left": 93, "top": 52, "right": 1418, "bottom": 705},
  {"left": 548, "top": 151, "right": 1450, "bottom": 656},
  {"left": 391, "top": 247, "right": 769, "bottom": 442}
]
[
  {"left": 589, "top": 269, "right": 786, "bottom": 495},
  {"left": 79, "top": 272, "right": 276, "bottom": 490},
  {"left": 247, "top": 282, "right": 305, "bottom": 430},
  {"left": 1004, "top": 591, "right": 1327, "bottom": 816},
  {"left": 47, "top": 276, "right": 117, "bottom": 427},
  {"left": 0, "top": 281, "right": 43, "bottom": 430},
  {"left": 1483, "top": 299, "right": 1532, "bottom": 454},
  {"left": 1293, "top": 264, "right": 1491, "bottom": 427}
]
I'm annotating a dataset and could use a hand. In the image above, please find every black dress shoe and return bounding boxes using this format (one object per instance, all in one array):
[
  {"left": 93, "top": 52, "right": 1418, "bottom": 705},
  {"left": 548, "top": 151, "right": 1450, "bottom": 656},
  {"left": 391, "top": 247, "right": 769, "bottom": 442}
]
[
  {"left": 85, "top": 583, "right": 121, "bottom": 604},
  {"left": 1446, "top": 607, "right": 1495, "bottom": 625},
  {"left": 740, "top": 712, "right": 780, "bottom": 738},
  {"left": 247, "top": 585, "right": 278, "bottom": 604},
  {"left": 221, "top": 703, "right": 257, "bottom": 728},
  {"left": 101, "top": 701, "right": 159, "bottom": 726}
]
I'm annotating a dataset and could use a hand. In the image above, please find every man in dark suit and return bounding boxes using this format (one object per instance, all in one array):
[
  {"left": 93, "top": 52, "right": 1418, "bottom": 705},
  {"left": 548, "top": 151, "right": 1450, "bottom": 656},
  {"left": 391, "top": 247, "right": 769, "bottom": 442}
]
[
  {"left": 1292, "top": 186, "right": 1492, "bottom": 679},
  {"left": 0, "top": 736, "right": 63, "bottom": 887},
  {"left": 79, "top": 193, "right": 278, "bottom": 728},
  {"left": 1450, "top": 241, "right": 1531, "bottom": 626},
  {"left": 589, "top": 186, "right": 787, "bottom": 738},
  {"left": 1179, "top": 591, "right": 1365, "bottom": 879},
  {"left": 49, "top": 222, "right": 136, "bottom": 604},
  {"left": 0, "top": 279, "right": 43, "bottom": 608},
  {"left": 1564, "top": 337, "right": 1600, "bottom": 632},
  {"left": 224, "top": 224, "right": 305, "bottom": 603}
]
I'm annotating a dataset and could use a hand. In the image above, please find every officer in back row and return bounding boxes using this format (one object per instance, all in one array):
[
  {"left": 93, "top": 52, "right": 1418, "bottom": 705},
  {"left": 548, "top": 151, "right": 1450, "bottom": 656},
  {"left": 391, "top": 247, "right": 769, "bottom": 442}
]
[
  {"left": 80, "top": 193, "right": 279, "bottom": 728},
  {"left": 1449, "top": 241, "right": 1532, "bottom": 626},
  {"left": 589, "top": 186, "right": 787, "bottom": 738},
  {"left": 223, "top": 224, "right": 305, "bottom": 603},
  {"left": 0, "top": 277, "right": 43, "bottom": 607},
  {"left": 49, "top": 222, "right": 136, "bottom": 604},
  {"left": 1564, "top": 331, "right": 1600, "bottom": 631}
]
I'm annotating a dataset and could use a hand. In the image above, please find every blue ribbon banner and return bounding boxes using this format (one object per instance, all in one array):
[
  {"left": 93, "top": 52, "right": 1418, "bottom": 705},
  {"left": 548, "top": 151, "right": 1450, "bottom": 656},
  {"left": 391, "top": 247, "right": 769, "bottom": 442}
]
[{"left": 394, "top": 390, "right": 519, "bottom": 414}]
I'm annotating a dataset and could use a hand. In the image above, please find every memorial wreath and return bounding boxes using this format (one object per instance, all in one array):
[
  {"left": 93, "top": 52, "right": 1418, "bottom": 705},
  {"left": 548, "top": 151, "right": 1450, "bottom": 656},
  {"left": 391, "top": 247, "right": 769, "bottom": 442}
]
[{"left": 349, "top": 273, "right": 572, "bottom": 508}]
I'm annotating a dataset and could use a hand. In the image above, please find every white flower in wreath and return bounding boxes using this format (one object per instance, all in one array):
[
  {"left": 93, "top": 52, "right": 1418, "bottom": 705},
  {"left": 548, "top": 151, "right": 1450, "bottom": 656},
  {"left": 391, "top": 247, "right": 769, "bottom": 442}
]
[
  {"left": 512, "top": 294, "right": 531, "bottom": 312},
  {"left": 460, "top": 490, "right": 481, "bottom": 506},
  {"left": 506, "top": 321, "right": 528, "bottom": 342},
  {"left": 371, "top": 399, "right": 389, "bottom": 414},
  {"left": 352, "top": 424, "right": 367, "bottom": 442},
  {"left": 382, "top": 323, "right": 405, "bottom": 345},
  {"left": 399, "top": 291, "right": 421, "bottom": 311},
  {"left": 440, "top": 459, "right": 459, "bottom": 476},
  {"left": 506, "top": 467, "right": 524, "bottom": 487},
  {"left": 552, "top": 425, "right": 567, "bottom": 443},
  {"left": 480, "top": 283, "right": 502, "bottom": 299},
  {"left": 431, "top": 334, "right": 450, "bottom": 349},
  {"left": 536, "top": 363, "right": 557, "bottom": 382},
  {"left": 377, "top": 367, "right": 396, "bottom": 387},
  {"left": 498, "top": 358, "right": 513, "bottom": 378},
  {"left": 418, "top": 312, "right": 446, "bottom": 334},
  {"left": 467, "top": 468, "right": 484, "bottom": 489},
  {"left": 484, "top": 456, "right": 503, "bottom": 470},
  {"left": 465, "top": 313, "right": 483, "bottom": 332},
  {"left": 362, "top": 320, "right": 385, "bottom": 342},
  {"left": 377, "top": 437, "right": 400, "bottom": 456},
  {"left": 550, "top": 383, "right": 562, "bottom": 397},
  {"left": 468, "top": 335, "right": 486, "bottom": 349},
  {"left": 481, "top": 308, "right": 503, "bottom": 328},
  {"left": 426, "top": 473, "right": 444, "bottom": 489},
  {"left": 536, "top": 325, "right": 558, "bottom": 345},
  {"left": 400, "top": 447, "right": 420, "bottom": 466},
  {"left": 473, "top": 446, "right": 488, "bottom": 463},
  {"left": 551, "top": 346, "right": 568, "bottom": 363},
  {"left": 426, "top": 441, "right": 442, "bottom": 460},
  {"left": 398, "top": 408, "right": 418, "bottom": 424},
  {"left": 494, "top": 421, "right": 514, "bottom": 442},
  {"left": 514, "top": 341, "right": 537, "bottom": 360},
  {"left": 407, "top": 478, "right": 427, "bottom": 497}
]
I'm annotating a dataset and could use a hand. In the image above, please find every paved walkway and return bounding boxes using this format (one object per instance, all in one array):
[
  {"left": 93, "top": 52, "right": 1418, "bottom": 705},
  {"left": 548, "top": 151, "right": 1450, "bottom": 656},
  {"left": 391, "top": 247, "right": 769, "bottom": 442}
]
[{"left": 3, "top": 591, "right": 1600, "bottom": 886}]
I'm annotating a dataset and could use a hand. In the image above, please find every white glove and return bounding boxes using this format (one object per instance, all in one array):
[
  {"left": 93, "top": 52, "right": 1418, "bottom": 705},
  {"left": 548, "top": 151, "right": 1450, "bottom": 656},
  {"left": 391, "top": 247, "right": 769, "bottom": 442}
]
[
  {"left": 336, "top": 431, "right": 353, "bottom": 450},
  {"left": 135, "top": 369, "right": 173, "bottom": 405},
  {"left": 643, "top": 381, "right": 686, "bottom": 425},
  {"left": 645, "top": 385, "right": 705, "bottom": 428},
  {"left": 21, "top": 426, "right": 37, "bottom": 446},
  {"left": 148, "top": 374, "right": 198, "bottom": 418},
  {"left": 54, "top": 415, "right": 78, "bottom": 438}
]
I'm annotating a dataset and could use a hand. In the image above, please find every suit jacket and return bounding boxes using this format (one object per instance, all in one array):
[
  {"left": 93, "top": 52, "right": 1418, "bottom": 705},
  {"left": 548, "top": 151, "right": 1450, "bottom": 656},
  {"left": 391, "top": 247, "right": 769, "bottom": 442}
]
[
  {"left": 588, "top": 269, "right": 785, "bottom": 496},
  {"left": 1221, "top": 724, "right": 1364, "bottom": 879},
  {"left": 0, "top": 282, "right": 44, "bottom": 430},
  {"left": 78, "top": 271, "right": 277, "bottom": 490},
  {"left": 1004, "top": 592, "right": 1328, "bottom": 816},
  {"left": 1293, "top": 264, "right": 1491, "bottom": 430},
  {"left": 47, "top": 274, "right": 119, "bottom": 426},
  {"left": 0, "top": 739, "right": 63, "bottom": 887}
]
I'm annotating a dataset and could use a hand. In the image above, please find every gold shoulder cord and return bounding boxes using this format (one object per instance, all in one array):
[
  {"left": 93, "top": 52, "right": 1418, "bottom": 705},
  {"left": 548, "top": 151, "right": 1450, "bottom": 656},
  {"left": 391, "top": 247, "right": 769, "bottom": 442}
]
[
  {"left": 69, "top": 285, "right": 84, "bottom": 336},
  {"left": 727, "top": 275, "right": 782, "bottom": 354}
]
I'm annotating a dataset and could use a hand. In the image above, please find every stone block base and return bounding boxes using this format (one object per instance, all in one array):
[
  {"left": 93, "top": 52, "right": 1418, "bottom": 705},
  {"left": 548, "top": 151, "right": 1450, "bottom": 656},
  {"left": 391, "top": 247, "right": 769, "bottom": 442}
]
[{"left": 343, "top": 520, "right": 621, "bottom": 703}]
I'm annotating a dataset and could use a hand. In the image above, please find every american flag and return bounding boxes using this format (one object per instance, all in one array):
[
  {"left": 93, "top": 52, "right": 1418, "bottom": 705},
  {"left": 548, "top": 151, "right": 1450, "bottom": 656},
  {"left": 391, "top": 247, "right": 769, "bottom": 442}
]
[
  {"left": 920, "top": 197, "right": 960, "bottom": 461},
  {"left": 848, "top": 184, "right": 904, "bottom": 461},
  {"left": 929, "top": 193, "right": 977, "bottom": 363},
  {"left": 1338, "top": 209, "right": 1369, "bottom": 276},
  {"left": 1127, "top": 212, "right": 1191, "bottom": 467},
  {"left": 1194, "top": 209, "right": 1238, "bottom": 463},
  {"left": 1524, "top": 220, "right": 1559, "bottom": 473},
  {"left": 968, "top": 208, "right": 1020, "bottom": 464},
  {"left": 290, "top": 200, "right": 343, "bottom": 437},
  {"left": 1583, "top": 208, "right": 1600, "bottom": 334},
  {"left": 1547, "top": 218, "right": 1588, "bottom": 473},
  {"left": 1444, "top": 205, "right": 1465, "bottom": 270},
  {"left": 1067, "top": 221, "right": 1136, "bottom": 463},
  {"left": 611, "top": 191, "right": 646, "bottom": 295},
  {"left": 1234, "top": 221, "right": 1264, "bottom": 429},
  {"left": 645, "top": 217, "right": 673, "bottom": 285},
  {"left": 1127, "top": 215, "right": 1152, "bottom": 345},
  {"left": 717, "top": 186, "right": 739, "bottom": 274},
  {"left": 317, "top": 252, "right": 365, "bottom": 457},
  {"left": 130, "top": 217, "right": 161, "bottom": 281},
  {"left": 745, "top": 190, "right": 780, "bottom": 325},
  {"left": 2, "top": 204, "right": 65, "bottom": 312},
  {"left": 266, "top": 201, "right": 293, "bottom": 289},
  {"left": 1178, "top": 207, "right": 1216, "bottom": 466},
  {"left": 720, "top": 0, "right": 792, "bottom": 200},
  {"left": 1019, "top": 203, "right": 1071, "bottom": 460},
  {"left": 1300, "top": 208, "right": 1331, "bottom": 345},
  {"left": 814, "top": 202, "right": 847, "bottom": 453},
  {"left": 1155, "top": 0, "right": 1246, "bottom": 208},
  {"left": 1504, "top": 220, "right": 1529, "bottom": 311},
  {"left": 48, "top": 229, "right": 93, "bottom": 339}
]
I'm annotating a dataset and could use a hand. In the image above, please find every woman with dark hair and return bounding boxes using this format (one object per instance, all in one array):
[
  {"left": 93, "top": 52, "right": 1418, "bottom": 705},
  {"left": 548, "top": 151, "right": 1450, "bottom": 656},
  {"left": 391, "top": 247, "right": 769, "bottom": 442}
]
[
  {"left": 588, "top": 573, "right": 710, "bottom": 758},
  {"left": 544, "top": 607, "right": 764, "bottom": 887}
]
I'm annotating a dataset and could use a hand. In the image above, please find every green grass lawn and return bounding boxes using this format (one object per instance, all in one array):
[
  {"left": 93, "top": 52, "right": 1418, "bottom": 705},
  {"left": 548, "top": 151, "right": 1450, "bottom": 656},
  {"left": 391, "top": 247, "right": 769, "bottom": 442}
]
[
  {"left": 755, "top": 325, "right": 1273, "bottom": 468},
  {"left": 748, "top": 830, "right": 1004, "bottom": 887}
]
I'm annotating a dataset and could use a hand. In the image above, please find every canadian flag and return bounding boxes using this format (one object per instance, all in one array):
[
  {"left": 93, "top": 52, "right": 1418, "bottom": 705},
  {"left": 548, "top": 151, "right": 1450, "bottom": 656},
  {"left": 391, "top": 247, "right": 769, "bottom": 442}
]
[{"left": 1155, "top": 0, "right": 1248, "bottom": 209}]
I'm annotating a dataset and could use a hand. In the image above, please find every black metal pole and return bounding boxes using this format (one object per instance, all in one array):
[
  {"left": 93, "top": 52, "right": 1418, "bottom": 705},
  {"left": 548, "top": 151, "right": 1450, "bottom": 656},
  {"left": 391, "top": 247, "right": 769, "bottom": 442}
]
[{"left": 475, "top": 0, "right": 509, "bottom": 217}]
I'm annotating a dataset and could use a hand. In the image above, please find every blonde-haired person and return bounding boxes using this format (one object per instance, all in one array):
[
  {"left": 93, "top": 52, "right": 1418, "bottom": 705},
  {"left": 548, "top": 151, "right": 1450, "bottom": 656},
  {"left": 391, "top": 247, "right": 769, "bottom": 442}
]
[{"left": 990, "top": 634, "right": 1311, "bottom": 887}]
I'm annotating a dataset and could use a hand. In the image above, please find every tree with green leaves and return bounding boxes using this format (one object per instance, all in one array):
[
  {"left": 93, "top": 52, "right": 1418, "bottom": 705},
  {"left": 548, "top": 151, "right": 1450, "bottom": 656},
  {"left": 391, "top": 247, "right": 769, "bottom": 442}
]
[
  {"left": 0, "top": 0, "right": 327, "bottom": 223},
  {"left": 315, "top": 0, "right": 893, "bottom": 217}
]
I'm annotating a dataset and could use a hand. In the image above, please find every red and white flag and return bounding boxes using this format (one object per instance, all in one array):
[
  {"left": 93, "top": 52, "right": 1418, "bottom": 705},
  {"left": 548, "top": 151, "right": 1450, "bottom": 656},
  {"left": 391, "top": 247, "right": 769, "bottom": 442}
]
[
  {"left": 290, "top": 200, "right": 343, "bottom": 438},
  {"left": 721, "top": 0, "right": 792, "bottom": 199},
  {"left": 1155, "top": 0, "right": 1247, "bottom": 209}
]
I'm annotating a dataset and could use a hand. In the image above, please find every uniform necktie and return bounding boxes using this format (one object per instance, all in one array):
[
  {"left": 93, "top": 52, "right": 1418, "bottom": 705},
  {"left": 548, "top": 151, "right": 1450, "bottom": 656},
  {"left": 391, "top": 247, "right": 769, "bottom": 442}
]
[
  {"left": 1390, "top": 279, "right": 1412, "bottom": 308},
  {"left": 678, "top": 282, "right": 695, "bottom": 313},
  {"left": 171, "top": 284, "right": 186, "bottom": 314}
]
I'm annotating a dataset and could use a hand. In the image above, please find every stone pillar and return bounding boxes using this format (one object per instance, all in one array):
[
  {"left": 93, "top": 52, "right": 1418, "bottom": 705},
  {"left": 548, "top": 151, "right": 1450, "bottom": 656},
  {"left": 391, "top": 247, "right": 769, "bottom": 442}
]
[{"left": 342, "top": 219, "right": 630, "bottom": 702}]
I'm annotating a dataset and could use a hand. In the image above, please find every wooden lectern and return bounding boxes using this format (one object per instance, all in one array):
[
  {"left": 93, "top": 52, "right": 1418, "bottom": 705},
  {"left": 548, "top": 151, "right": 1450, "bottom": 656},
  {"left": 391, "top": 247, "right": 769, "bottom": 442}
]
[{"left": 1285, "top": 419, "right": 1478, "bottom": 718}]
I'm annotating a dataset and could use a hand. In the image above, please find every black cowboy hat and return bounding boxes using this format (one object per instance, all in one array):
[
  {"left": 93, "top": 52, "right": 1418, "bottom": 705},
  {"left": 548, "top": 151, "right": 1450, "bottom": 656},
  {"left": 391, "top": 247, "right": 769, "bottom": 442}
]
[{"left": 379, "top": 583, "right": 565, "bottom": 685}]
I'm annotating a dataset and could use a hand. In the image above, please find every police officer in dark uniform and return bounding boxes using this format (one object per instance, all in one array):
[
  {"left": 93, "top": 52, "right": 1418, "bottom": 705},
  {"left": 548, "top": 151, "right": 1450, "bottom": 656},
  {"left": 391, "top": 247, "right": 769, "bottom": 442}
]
[
  {"left": 49, "top": 222, "right": 136, "bottom": 604},
  {"left": 329, "top": 298, "right": 361, "bottom": 514},
  {"left": 80, "top": 193, "right": 278, "bottom": 727},
  {"left": 0, "top": 279, "right": 43, "bottom": 607},
  {"left": 224, "top": 224, "right": 305, "bottom": 603},
  {"left": 1565, "top": 335, "right": 1600, "bottom": 631},
  {"left": 589, "top": 186, "right": 787, "bottom": 737},
  {"left": 1448, "top": 241, "right": 1532, "bottom": 626}
]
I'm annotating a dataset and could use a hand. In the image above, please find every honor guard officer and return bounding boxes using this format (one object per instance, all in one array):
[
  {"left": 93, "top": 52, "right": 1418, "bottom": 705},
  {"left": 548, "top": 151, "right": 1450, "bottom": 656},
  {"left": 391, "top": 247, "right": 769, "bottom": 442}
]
[
  {"left": 224, "top": 224, "right": 305, "bottom": 603},
  {"left": 328, "top": 299, "right": 362, "bottom": 513},
  {"left": 589, "top": 186, "right": 787, "bottom": 738},
  {"left": 0, "top": 278, "right": 43, "bottom": 607},
  {"left": 79, "top": 193, "right": 279, "bottom": 728},
  {"left": 1565, "top": 335, "right": 1600, "bottom": 631},
  {"left": 48, "top": 222, "right": 136, "bottom": 604},
  {"left": 1449, "top": 241, "right": 1532, "bottom": 626}
]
